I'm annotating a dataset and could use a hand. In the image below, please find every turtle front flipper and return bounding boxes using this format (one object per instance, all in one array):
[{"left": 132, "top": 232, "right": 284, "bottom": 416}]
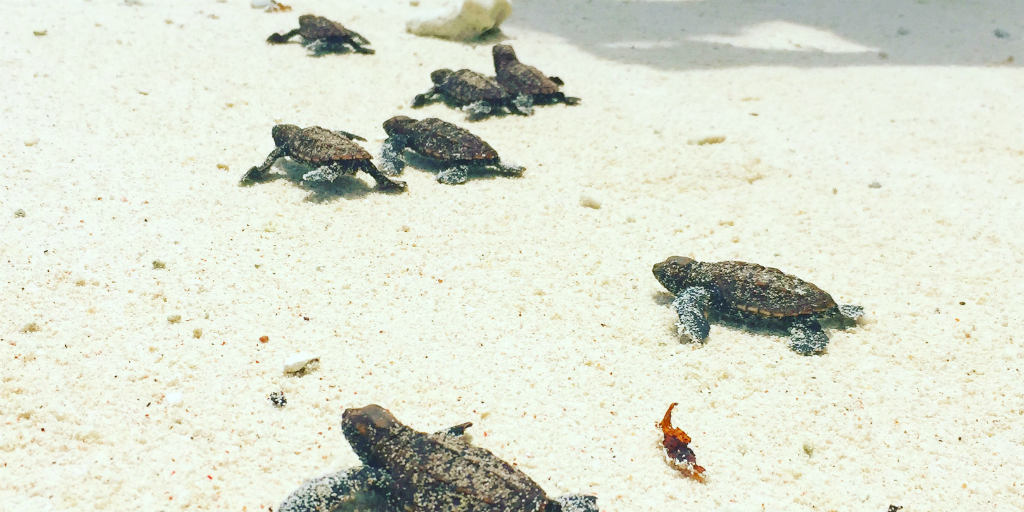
[
  {"left": 493, "top": 161, "right": 525, "bottom": 177},
  {"left": 379, "top": 137, "right": 408, "bottom": 176},
  {"left": 241, "top": 147, "right": 286, "bottom": 184},
  {"left": 267, "top": 28, "right": 301, "bottom": 44},
  {"left": 412, "top": 87, "right": 441, "bottom": 108},
  {"left": 788, "top": 317, "right": 829, "bottom": 355},
  {"left": 511, "top": 93, "right": 535, "bottom": 116},
  {"left": 278, "top": 465, "right": 388, "bottom": 512},
  {"left": 838, "top": 304, "right": 864, "bottom": 320},
  {"left": 437, "top": 165, "right": 470, "bottom": 185},
  {"left": 464, "top": 100, "right": 494, "bottom": 120},
  {"left": 555, "top": 92, "right": 582, "bottom": 106},
  {"left": 360, "top": 161, "right": 407, "bottom": 192},
  {"left": 436, "top": 422, "right": 473, "bottom": 437},
  {"left": 672, "top": 287, "right": 711, "bottom": 343},
  {"left": 547, "top": 494, "right": 599, "bottom": 512}
]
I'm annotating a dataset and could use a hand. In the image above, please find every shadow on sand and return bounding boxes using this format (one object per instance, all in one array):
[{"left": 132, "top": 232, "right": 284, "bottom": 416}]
[{"left": 508, "top": 0, "right": 1022, "bottom": 70}]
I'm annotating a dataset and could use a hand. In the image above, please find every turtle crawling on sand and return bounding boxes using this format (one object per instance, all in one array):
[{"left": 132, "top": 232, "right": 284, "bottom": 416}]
[
  {"left": 267, "top": 14, "right": 374, "bottom": 55},
  {"left": 652, "top": 256, "right": 864, "bottom": 355},
  {"left": 279, "top": 404, "right": 599, "bottom": 512},
  {"left": 241, "top": 124, "right": 406, "bottom": 191},
  {"left": 412, "top": 68, "right": 514, "bottom": 120},
  {"left": 492, "top": 44, "right": 580, "bottom": 115},
  {"left": 379, "top": 116, "right": 523, "bottom": 185}
]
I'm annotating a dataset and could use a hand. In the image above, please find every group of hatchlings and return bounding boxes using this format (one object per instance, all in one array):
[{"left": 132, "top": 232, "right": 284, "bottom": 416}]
[{"left": 252, "top": 14, "right": 868, "bottom": 512}]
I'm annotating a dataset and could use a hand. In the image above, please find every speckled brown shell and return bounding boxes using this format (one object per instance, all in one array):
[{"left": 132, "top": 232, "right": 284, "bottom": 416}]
[
  {"left": 405, "top": 118, "right": 499, "bottom": 162},
  {"left": 441, "top": 69, "right": 510, "bottom": 103},
  {"left": 697, "top": 261, "right": 837, "bottom": 318},
  {"left": 347, "top": 411, "right": 548, "bottom": 512},
  {"left": 297, "top": 14, "right": 353, "bottom": 40},
  {"left": 496, "top": 62, "right": 560, "bottom": 96},
  {"left": 283, "top": 126, "right": 371, "bottom": 165}
]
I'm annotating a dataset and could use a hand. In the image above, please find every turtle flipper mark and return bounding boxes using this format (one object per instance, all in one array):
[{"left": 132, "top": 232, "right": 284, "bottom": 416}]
[
  {"left": 379, "top": 137, "right": 408, "bottom": 176},
  {"left": 788, "top": 317, "right": 829, "bottom": 355},
  {"left": 278, "top": 466, "right": 387, "bottom": 512},
  {"left": 437, "top": 165, "right": 470, "bottom": 185},
  {"left": 672, "top": 287, "right": 711, "bottom": 343}
]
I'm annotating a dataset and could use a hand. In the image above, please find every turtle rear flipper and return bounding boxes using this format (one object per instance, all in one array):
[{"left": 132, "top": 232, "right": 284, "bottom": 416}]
[
  {"left": 267, "top": 29, "right": 300, "bottom": 44},
  {"left": 672, "top": 287, "right": 711, "bottom": 343},
  {"left": 788, "top": 318, "right": 829, "bottom": 355},
  {"left": 493, "top": 161, "right": 524, "bottom": 176},
  {"left": 548, "top": 494, "right": 599, "bottom": 512},
  {"left": 278, "top": 466, "right": 388, "bottom": 512},
  {"left": 335, "top": 130, "right": 367, "bottom": 142}
]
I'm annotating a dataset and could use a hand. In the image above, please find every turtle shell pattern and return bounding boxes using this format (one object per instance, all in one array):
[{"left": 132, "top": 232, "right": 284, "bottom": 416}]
[
  {"left": 497, "top": 62, "right": 560, "bottom": 96},
  {"left": 285, "top": 126, "right": 371, "bottom": 165},
  {"left": 405, "top": 118, "right": 499, "bottom": 163},
  {"left": 692, "top": 261, "right": 837, "bottom": 318},
  {"left": 442, "top": 69, "right": 510, "bottom": 103},
  {"left": 298, "top": 14, "right": 354, "bottom": 40},
  {"left": 357, "top": 417, "right": 548, "bottom": 512}
]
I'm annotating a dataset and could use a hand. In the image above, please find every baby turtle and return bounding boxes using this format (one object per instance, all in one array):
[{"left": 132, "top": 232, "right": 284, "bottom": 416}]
[
  {"left": 379, "top": 116, "right": 523, "bottom": 185},
  {"left": 267, "top": 14, "right": 374, "bottom": 55},
  {"left": 412, "top": 68, "right": 513, "bottom": 120},
  {"left": 278, "top": 404, "right": 599, "bottom": 512},
  {"left": 492, "top": 45, "right": 580, "bottom": 115},
  {"left": 241, "top": 124, "right": 406, "bottom": 191},
  {"left": 652, "top": 256, "right": 864, "bottom": 355}
]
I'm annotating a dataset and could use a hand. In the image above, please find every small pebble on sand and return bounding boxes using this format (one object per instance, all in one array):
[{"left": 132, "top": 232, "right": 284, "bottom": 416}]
[{"left": 284, "top": 353, "right": 320, "bottom": 374}]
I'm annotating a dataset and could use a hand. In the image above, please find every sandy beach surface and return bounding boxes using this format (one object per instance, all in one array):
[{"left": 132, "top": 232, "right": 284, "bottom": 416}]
[{"left": 3, "top": 0, "right": 1024, "bottom": 510}]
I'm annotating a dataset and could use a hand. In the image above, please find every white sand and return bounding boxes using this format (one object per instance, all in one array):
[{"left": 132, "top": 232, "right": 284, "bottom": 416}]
[{"left": 3, "top": 1, "right": 1023, "bottom": 511}]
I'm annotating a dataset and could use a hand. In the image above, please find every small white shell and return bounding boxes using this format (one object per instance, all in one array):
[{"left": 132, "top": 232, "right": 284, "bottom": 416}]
[
  {"left": 283, "top": 353, "right": 320, "bottom": 374},
  {"left": 407, "top": 0, "right": 511, "bottom": 41}
]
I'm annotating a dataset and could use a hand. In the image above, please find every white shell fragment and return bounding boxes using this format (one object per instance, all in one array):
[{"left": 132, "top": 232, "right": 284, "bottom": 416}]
[
  {"left": 250, "top": 0, "right": 271, "bottom": 9},
  {"left": 165, "top": 391, "right": 183, "bottom": 406},
  {"left": 283, "top": 353, "right": 320, "bottom": 374},
  {"left": 407, "top": 0, "right": 512, "bottom": 41}
]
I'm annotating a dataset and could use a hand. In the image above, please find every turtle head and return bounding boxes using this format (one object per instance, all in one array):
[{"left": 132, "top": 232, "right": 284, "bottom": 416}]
[
  {"left": 382, "top": 116, "right": 417, "bottom": 138},
  {"left": 430, "top": 68, "right": 454, "bottom": 85},
  {"left": 342, "top": 405, "right": 401, "bottom": 465},
  {"left": 492, "top": 44, "right": 518, "bottom": 70},
  {"left": 298, "top": 14, "right": 317, "bottom": 27},
  {"left": 652, "top": 256, "right": 697, "bottom": 294},
  {"left": 271, "top": 124, "right": 301, "bottom": 147}
]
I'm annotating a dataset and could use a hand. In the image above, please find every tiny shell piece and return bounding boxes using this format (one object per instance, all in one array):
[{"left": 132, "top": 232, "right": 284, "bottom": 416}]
[
  {"left": 657, "top": 403, "right": 705, "bottom": 483},
  {"left": 283, "top": 353, "right": 320, "bottom": 374}
]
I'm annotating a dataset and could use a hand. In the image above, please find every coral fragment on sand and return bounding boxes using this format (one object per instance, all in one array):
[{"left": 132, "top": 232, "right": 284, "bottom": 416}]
[{"left": 657, "top": 403, "right": 705, "bottom": 483}]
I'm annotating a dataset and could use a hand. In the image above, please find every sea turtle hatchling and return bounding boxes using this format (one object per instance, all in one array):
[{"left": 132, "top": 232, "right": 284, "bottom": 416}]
[
  {"left": 278, "top": 404, "right": 599, "bottom": 512},
  {"left": 241, "top": 124, "right": 406, "bottom": 191},
  {"left": 267, "top": 14, "right": 374, "bottom": 55},
  {"left": 492, "top": 44, "right": 581, "bottom": 115},
  {"left": 652, "top": 256, "right": 864, "bottom": 355},
  {"left": 412, "top": 68, "right": 514, "bottom": 120},
  {"left": 379, "top": 116, "right": 524, "bottom": 185}
]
